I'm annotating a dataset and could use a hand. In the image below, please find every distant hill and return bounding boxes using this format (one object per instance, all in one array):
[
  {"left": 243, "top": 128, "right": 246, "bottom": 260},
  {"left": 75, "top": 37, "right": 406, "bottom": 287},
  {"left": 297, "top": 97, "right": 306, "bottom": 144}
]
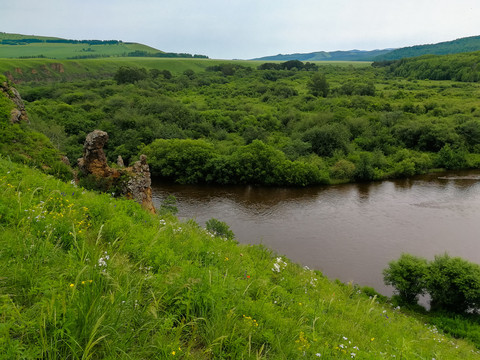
[
  {"left": 373, "top": 35, "right": 480, "bottom": 61},
  {"left": 252, "top": 49, "right": 392, "bottom": 62},
  {"left": 253, "top": 35, "right": 480, "bottom": 62},
  {"left": 0, "top": 32, "right": 207, "bottom": 59}
]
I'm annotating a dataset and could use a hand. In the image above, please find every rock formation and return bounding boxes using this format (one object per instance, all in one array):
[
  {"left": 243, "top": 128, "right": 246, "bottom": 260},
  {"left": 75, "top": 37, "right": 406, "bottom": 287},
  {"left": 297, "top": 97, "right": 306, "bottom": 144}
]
[
  {"left": 124, "top": 155, "right": 156, "bottom": 213},
  {"left": 0, "top": 81, "right": 29, "bottom": 123},
  {"left": 77, "top": 130, "right": 112, "bottom": 178},
  {"left": 77, "top": 130, "right": 156, "bottom": 213}
]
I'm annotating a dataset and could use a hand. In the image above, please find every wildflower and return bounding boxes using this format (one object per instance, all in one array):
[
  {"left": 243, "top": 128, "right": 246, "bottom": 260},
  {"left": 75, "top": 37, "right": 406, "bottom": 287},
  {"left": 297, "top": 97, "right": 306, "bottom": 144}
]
[
  {"left": 350, "top": 353, "right": 356, "bottom": 358},
  {"left": 315, "top": 354, "right": 321, "bottom": 357},
  {"left": 69, "top": 283, "right": 74, "bottom": 288},
  {"left": 272, "top": 257, "right": 287, "bottom": 273},
  {"left": 371, "top": 338, "right": 375, "bottom": 342},
  {"left": 171, "top": 351, "right": 175, "bottom": 355},
  {"left": 224, "top": 257, "right": 229, "bottom": 261}
]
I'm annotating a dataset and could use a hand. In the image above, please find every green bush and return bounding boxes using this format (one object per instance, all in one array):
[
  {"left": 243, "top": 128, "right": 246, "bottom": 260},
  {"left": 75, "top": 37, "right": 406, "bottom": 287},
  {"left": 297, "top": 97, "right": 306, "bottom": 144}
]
[
  {"left": 205, "top": 218, "right": 235, "bottom": 240},
  {"left": 383, "top": 253, "right": 428, "bottom": 304},
  {"left": 426, "top": 254, "right": 480, "bottom": 313}
]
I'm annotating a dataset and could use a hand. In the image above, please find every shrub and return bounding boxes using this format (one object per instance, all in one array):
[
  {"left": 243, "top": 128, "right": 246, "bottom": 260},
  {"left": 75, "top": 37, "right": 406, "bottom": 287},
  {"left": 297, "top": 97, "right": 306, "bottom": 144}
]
[
  {"left": 426, "top": 254, "right": 480, "bottom": 313},
  {"left": 205, "top": 218, "right": 235, "bottom": 240},
  {"left": 158, "top": 195, "right": 178, "bottom": 215},
  {"left": 383, "top": 253, "right": 428, "bottom": 304}
]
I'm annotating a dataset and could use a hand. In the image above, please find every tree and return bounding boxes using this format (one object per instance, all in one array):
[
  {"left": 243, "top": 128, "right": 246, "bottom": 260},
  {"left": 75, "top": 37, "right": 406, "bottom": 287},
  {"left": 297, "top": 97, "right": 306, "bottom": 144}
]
[
  {"left": 114, "top": 66, "right": 147, "bottom": 84},
  {"left": 383, "top": 253, "right": 428, "bottom": 304},
  {"left": 307, "top": 73, "right": 329, "bottom": 97},
  {"left": 302, "top": 124, "right": 350, "bottom": 157},
  {"left": 426, "top": 254, "right": 480, "bottom": 313}
]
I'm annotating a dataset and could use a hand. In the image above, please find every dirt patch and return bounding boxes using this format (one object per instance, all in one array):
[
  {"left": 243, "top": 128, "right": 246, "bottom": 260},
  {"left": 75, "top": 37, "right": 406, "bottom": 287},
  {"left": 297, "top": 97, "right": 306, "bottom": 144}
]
[
  {"left": 15, "top": 68, "right": 23, "bottom": 75},
  {"left": 50, "top": 63, "right": 65, "bottom": 73}
]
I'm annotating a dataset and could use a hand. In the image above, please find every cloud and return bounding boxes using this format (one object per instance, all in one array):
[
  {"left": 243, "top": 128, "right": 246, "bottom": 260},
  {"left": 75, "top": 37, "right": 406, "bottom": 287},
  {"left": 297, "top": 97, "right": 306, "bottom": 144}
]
[{"left": 1, "top": 0, "right": 480, "bottom": 59}]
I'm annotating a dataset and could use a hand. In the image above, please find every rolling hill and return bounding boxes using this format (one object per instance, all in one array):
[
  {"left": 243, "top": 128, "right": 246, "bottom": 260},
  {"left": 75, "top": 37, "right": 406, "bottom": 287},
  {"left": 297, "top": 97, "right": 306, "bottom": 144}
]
[
  {"left": 373, "top": 35, "right": 480, "bottom": 61},
  {"left": 0, "top": 32, "right": 161, "bottom": 59},
  {"left": 253, "top": 35, "right": 480, "bottom": 62},
  {"left": 0, "top": 32, "right": 207, "bottom": 60},
  {"left": 252, "top": 49, "right": 393, "bottom": 62}
]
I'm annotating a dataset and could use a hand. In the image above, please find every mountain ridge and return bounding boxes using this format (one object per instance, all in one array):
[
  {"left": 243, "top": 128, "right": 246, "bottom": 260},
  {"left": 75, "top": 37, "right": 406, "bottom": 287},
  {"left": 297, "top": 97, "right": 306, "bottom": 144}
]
[{"left": 252, "top": 35, "right": 480, "bottom": 62}]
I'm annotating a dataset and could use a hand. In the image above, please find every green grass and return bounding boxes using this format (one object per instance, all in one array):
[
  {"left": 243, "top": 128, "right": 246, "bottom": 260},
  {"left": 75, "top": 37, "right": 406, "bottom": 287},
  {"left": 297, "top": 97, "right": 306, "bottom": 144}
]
[
  {"left": 0, "top": 57, "right": 371, "bottom": 83},
  {"left": 0, "top": 42, "right": 160, "bottom": 60},
  {"left": 1, "top": 157, "right": 480, "bottom": 359},
  {"left": 0, "top": 75, "right": 71, "bottom": 179},
  {"left": 0, "top": 32, "right": 161, "bottom": 60}
]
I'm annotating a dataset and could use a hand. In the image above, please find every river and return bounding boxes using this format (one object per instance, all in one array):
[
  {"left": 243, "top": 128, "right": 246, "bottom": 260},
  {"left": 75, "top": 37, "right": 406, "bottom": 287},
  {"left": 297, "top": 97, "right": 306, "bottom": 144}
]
[{"left": 151, "top": 170, "right": 480, "bottom": 295}]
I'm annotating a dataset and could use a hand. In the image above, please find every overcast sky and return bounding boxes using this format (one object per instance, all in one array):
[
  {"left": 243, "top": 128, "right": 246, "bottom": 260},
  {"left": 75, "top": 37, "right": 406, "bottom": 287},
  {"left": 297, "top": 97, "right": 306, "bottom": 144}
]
[{"left": 2, "top": 0, "right": 480, "bottom": 59}]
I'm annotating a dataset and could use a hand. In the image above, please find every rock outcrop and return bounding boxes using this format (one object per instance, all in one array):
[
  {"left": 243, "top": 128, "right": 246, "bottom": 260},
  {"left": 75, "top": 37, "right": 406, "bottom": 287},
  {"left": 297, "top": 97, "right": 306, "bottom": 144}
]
[
  {"left": 0, "top": 81, "right": 29, "bottom": 123},
  {"left": 77, "top": 130, "right": 156, "bottom": 213},
  {"left": 77, "top": 130, "right": 113, "bottom": 178},
  {"left": 124, "top": 155, "right": 156, "bottom": 213}
]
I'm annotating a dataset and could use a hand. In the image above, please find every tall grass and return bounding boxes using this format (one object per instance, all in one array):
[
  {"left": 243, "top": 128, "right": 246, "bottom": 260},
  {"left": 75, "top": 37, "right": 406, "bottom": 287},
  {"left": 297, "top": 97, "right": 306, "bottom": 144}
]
[{"left": 1, "top": 157, "right": 480, "bottom": 358}]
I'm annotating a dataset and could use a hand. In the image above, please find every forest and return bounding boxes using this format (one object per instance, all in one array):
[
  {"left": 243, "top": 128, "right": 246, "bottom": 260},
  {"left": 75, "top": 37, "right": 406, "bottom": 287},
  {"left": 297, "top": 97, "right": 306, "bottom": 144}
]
[{"left": 17, "top": 58, "right": 480, "bottom": 186}]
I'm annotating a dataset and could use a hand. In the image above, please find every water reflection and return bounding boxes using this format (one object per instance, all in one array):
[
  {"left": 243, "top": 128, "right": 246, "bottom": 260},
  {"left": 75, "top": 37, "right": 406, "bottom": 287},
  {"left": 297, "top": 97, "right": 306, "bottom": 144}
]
[{"left": 151, "top": 170, "right": 480, "bottom": 295}]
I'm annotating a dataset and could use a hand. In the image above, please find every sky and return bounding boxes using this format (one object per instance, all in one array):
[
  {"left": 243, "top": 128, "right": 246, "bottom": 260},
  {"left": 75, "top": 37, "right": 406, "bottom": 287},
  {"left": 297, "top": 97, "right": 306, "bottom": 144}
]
[{"left": 2, "top": 0, "right": 480, "bottom": 59}]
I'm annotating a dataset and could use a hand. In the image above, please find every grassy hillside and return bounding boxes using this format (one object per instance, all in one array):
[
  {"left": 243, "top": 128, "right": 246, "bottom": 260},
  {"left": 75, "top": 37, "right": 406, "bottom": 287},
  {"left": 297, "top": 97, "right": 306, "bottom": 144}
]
[
  {"left": 3, "top": 157, "right": 480, "bottom": 359},
  {"left": 0, "top": 74, "right": 71, "bottom": 179},
  {"left": 0, "top": 32, "right": 160, "bottom": 60},
  {"left": 374, "top": 35, "right": 480, "bottom": 61},
  {"left": 0, "top": 58, "right": 371, "bottom": 83}
]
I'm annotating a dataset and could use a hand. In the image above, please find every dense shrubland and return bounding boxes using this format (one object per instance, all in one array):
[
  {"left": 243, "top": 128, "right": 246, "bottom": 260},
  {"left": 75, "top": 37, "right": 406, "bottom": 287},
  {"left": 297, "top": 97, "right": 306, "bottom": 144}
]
[
  {"left": 3, "top": 63, "right": 480, "bottom": 358},
  {"left": 18, "top": 61, "right": 480, "bottom": 186}
]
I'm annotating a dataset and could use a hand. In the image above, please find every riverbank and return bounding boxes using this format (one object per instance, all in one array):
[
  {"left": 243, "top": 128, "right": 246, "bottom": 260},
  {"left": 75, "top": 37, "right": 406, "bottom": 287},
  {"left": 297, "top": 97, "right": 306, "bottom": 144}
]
[
  {"left": 2, "top": 157, "right": 480, "bottom": 358},
  {"left": 151, "top": 168, "right": 480, "bottom": 297}
]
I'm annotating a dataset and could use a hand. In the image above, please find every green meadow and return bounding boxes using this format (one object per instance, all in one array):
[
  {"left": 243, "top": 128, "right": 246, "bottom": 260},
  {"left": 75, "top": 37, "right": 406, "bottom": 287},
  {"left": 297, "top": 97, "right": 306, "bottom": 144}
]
[{"left": 0, "top": 32, "right": 160, "bottom": 60}]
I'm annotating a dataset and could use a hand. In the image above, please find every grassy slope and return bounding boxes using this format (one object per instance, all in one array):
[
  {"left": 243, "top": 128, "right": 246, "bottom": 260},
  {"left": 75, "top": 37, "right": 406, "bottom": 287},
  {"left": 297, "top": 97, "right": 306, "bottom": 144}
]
[
  {"left": 2, "top": 158, "right": 480, "bottom": 359},
  {"left": 1, "top": 81, "right": 480, "bottom": 358},
  {"left": 0, "top": 32, "right": 160, "bottom": 59},
  {"left": 0, "top": 74, "right": 71, "bottom": 179},
  {"left": 0, "top": 58, "right": 370, "bottom": 84}
]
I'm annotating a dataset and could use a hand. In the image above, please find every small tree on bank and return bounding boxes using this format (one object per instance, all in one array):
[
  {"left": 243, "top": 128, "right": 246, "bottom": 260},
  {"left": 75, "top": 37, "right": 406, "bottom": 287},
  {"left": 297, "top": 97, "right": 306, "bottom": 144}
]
[
  {"left": 383, "top": 253, "right": 428, "bottom": 305},
  {"left": 384, "top": 253, "right": 480, "bottom": 313}
]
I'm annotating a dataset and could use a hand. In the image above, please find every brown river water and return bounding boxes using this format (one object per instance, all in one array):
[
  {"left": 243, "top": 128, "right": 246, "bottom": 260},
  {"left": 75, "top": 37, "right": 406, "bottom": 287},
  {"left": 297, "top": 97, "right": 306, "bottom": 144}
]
[{"left": 151, "top": 170, "right": 480, "bottom": 296}]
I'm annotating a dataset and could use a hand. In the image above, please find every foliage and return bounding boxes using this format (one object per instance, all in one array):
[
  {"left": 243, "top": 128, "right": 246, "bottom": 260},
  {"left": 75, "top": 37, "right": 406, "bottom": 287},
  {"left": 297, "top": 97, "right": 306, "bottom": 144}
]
[
  {"left": 385, "top": 253, "right": 480, "bottom": 314},
  {"left": 375, "top": 51, "right": 480, "bottom": 82},
  {"left": 383, "top": 253, "right": 428, "bottom": 304},
  {"left": 426, "top": 254, "right": 480, "bottom": 313},
  {"left": 205, "top": 218, "right": 235, "bottom": 240},
  {"left": 0, "top": 78, "right": 72, "bottom": 180},
  {"left": 158, "top": 194, "right": 178, "bottom": 215},
  {"left": 8, "top": 57, "right": 480, "bottom": 187},
  {"left": 114, "top": 66, "right": 148, "bottom": 84},
  {"left": 307, "top": 73, "right": 329, "bottom": 97}
]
